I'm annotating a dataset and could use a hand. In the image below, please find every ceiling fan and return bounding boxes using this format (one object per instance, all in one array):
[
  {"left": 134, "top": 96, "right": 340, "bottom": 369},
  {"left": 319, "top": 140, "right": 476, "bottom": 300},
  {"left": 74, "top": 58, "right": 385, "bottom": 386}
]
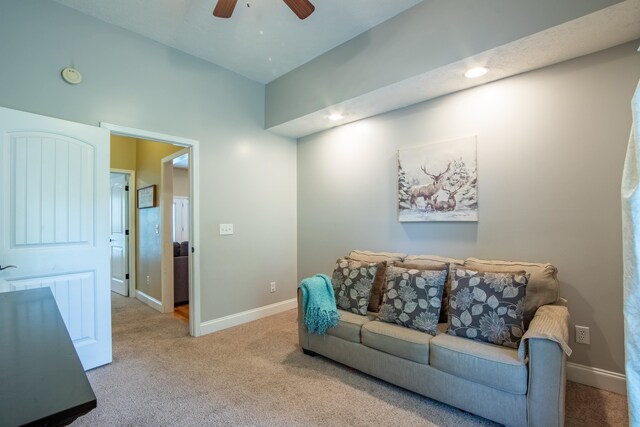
[{"left": 213, "top": 0, "right": 315, "bottom": 20}]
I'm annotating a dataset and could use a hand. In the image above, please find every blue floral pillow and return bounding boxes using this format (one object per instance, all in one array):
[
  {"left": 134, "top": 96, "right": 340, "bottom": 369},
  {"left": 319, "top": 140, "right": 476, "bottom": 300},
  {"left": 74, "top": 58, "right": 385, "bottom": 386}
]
[
  {"left": 331, "top": 258, "right": 378, "bottom": 315},
  {"left": 447, "top": 268, "right": 529, "bottom": 348},
  {"left": 378, "top": 266, "right": 447, "bottom": 335}
]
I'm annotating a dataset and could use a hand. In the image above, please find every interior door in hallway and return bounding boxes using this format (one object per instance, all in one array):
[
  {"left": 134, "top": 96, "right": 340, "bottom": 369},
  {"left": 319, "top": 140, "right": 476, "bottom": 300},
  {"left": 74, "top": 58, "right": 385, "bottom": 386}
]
[
  {"left": 110, "top": 172, "right": 129, "bottom": 296},
  {"left": 0, "top": 106, "right": 112, "bottom": 370}
]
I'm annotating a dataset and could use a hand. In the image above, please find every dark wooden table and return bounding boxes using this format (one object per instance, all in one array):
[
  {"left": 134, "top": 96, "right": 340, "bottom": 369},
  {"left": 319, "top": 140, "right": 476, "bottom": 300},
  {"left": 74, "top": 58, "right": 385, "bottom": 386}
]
[{"left": 0, "top": 288, "right": 97, "bottom": 427}]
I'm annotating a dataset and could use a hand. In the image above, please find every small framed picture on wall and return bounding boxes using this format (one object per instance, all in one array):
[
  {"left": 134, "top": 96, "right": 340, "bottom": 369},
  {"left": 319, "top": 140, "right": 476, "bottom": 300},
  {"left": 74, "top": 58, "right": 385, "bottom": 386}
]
[{"left": 137, "top": 185, "right": 156, "bottom": 209}]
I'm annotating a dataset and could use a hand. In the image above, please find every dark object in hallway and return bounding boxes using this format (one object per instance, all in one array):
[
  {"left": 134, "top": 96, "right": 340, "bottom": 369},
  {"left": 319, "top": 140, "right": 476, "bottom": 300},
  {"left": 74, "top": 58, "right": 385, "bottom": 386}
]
[{"left": 174, "top": 240, "right": 189, "bottom": 305}]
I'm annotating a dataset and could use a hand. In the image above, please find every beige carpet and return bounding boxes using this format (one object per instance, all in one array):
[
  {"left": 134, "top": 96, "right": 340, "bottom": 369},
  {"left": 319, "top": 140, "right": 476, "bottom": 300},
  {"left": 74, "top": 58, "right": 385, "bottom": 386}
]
[{"left": 73, "top": 294, "right": 628, "bottom": 426}]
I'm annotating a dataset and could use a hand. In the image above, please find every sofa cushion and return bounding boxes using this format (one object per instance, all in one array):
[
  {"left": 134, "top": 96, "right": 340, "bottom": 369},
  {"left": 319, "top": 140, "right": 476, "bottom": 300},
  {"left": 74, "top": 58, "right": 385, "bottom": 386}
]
[
  {"left": 331, "top": 258, "right": 378, "bottom": 315},
  {"left": 362, "top": 320, "right": 432, "bottom": 365},
  {"left": 378, "top": 266, "right": 447, "bottom": 335},
  {"left": 430, "top": 333, "right": 528, "bottom": 395},
  {"left": 448, "top": 268, "right": 528, "bottom": 349},
  {"left": 179, "top": 241, "right": 189, "bottom": 257},
  {"left": 464, "top": 257, "right": 559, "bottom": 328},
  {"left": 348, "top": 250, "right": 407, "bottom": 263},
  {"left": 404, "top": 254, "right": 464, "bottom": 265},
  {"left": 326, "top": 309, "right": 375, "bottom": 343},
  {"left": 394, "top": 261, "right": 448, "bottom": 270}
]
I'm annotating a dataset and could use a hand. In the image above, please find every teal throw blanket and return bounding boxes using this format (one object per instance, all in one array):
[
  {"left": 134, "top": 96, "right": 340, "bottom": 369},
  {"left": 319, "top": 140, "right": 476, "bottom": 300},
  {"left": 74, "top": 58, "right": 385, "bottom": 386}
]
[{"left": 299, "top": 274, "right": 340, "bottom": 335}]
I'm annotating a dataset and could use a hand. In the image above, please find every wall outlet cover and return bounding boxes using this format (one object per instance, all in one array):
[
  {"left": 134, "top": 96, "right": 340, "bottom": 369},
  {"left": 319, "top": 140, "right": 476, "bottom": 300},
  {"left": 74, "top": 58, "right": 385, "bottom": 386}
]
[
  {"left": 575, "top": 325, "right": 590, "bottom": 345},
  {"left": 219, "top": 223, "right": 234, "bottom": 235}
]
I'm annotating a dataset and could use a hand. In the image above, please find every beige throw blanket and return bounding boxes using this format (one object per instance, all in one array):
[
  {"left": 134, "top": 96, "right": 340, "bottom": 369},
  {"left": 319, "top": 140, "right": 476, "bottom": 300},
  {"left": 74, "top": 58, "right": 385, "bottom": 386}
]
[{"left": 518, "top": 304, "right": 572, "bottom": 361}]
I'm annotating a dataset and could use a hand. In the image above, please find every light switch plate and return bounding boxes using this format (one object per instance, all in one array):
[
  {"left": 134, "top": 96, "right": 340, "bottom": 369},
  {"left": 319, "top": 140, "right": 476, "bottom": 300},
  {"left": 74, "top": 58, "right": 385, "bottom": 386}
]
[{"left": 219, "top": 223, "right": 234, "bottom": 235}]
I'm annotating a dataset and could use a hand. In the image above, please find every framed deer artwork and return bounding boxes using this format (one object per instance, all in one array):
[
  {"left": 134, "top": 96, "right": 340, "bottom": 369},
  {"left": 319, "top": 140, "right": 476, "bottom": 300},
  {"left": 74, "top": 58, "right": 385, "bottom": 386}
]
[{"left": 398, "top": 136, "right": 478, "bottom": 222}]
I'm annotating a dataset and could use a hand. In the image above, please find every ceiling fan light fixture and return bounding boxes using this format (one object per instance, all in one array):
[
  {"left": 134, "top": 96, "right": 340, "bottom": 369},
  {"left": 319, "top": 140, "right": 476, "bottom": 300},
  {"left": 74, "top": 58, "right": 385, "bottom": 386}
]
[
  {"left": 282, "top": 0, "right": 315, "bottom": 19},
  {"left": 213, "top": 0, "right": 315, "bottom": 19},
  {"left": 328, "top": 113, "right": 344, "bottom": 121},
  {"left": 213, "top": 0, "right": 238, "bottom": 18},
  {"left": 464, "top": 67, "right": 488, "bottom": 79}
]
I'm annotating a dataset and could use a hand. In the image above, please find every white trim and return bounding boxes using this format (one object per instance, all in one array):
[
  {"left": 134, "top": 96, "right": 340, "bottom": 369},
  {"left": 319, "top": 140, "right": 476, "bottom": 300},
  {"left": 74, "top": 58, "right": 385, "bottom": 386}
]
[
  {"left": 100, "top": 123, "right": 196, "bottom": 147},
  {"left": 160, "top": 148, "right": 189, "bottom": 314},
  {"left": 567, "top": 362, "right": 627, "bottom": 395},
  {"left": 110, "top": 168, "right": 136, "bottom": 299},
  {"left": 101, "top": 122, "right": 201, "bottom": 337},
  {"left": 200, "top": 298, "right": 297, "bottom": 336},
  {"left": 135, "top": 290, "right": 163, "bottom": 312},
  {"left": 190, "top": 140, "right": 201, "bottom": 336}
]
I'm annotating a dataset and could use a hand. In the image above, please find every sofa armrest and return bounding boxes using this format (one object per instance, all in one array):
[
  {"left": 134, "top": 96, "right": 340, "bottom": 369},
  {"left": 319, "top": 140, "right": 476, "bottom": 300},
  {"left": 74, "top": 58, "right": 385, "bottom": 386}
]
[
  {"left": 526, "top": 304, "right": 570, "bottom": 427},
  {"left": 297, "top": 288, "right": 310, "bottom": 350}
]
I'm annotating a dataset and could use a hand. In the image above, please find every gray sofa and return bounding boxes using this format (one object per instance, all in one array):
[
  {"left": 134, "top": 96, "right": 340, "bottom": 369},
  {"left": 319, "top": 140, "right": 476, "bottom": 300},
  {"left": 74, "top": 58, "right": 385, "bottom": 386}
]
[
  {"left": 297, "top": 251, "right": 570, "bottom": 427},
  {"left": 173, "top": 241, "right": 189, "bottom": 305}
]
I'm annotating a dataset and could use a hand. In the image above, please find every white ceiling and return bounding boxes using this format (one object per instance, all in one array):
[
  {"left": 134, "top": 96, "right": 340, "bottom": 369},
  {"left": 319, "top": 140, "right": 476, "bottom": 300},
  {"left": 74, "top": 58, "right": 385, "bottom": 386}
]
[{"left": 54, "top": 0, "right": 422, "bottom": 84}]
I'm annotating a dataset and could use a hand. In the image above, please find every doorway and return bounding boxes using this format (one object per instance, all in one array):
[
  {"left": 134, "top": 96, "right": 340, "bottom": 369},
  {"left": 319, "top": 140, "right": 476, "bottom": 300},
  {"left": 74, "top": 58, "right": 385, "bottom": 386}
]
[
  {"left": 103, "top": 123, "right": 201, "bottom": 337},
  {"left": 161, "top": 148, "right": 191, "bottom": 322}
]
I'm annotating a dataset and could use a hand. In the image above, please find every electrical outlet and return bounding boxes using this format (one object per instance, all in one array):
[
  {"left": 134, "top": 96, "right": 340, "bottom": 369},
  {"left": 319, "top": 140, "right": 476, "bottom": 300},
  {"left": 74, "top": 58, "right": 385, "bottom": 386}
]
[
  {"left": 146, "top": 275, "right": 150, "bottom": 286},
  {"left": 270, "top": 282, "right": 276, "bottom": 293},
  {"left": 575, "top": 325, "right": 590, "bottom": 344},
  {"left": 219, "top": 224, "right": 234, "bottom": 235}
]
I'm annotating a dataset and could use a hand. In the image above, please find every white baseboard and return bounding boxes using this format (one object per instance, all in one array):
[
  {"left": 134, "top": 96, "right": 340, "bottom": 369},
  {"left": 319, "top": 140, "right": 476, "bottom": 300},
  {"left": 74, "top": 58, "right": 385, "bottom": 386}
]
[
  {"left": 200, "top": 298, "right": 297, "bottom": 335},
  {"left": 567, "top": 362, "right": 627, "bottom": 395},
  {"left": 135, "top": 290, "right": 163, "bottom": 313}
]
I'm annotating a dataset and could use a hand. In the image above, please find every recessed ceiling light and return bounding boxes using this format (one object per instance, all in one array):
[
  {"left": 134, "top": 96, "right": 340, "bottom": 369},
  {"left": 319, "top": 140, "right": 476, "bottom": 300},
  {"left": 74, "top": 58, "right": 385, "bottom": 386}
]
[
  {"left": 464, "top": 67, "right": 488, "bottom": 79},
  {"left": 328, "top": 113, "right": 344, "bottom": 121}
]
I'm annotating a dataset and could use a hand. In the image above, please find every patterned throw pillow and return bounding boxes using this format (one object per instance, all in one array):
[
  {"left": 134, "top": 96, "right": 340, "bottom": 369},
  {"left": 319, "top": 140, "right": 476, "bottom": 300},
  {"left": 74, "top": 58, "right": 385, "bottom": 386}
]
[
  {"left": 348, "top": 258, "right": 387, "bottom": 313},
  {"left": 447, "top": 268, "right": 529, "bottom": 349},
  {"left": 331, "top": 258, "right": 378, "bottom": 315},
  {"left": 394, "top": 261, "right": 453, "bottom": 324},
  {"left": 378, "top": 266, "right": 447, "bottom": 335}
]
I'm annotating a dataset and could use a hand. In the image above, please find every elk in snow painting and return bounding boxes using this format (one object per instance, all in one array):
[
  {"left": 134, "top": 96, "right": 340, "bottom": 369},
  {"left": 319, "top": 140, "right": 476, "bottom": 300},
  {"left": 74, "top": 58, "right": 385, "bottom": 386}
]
[{"left": 398, "top": 136, "right": 478, "bottom": 222}]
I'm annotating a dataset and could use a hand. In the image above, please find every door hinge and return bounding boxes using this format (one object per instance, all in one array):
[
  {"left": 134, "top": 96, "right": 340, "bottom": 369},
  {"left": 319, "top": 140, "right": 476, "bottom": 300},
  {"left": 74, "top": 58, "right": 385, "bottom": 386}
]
[
  {"left": 191, "top": 247, "right": 195, "bottom": 253},
  {"left": 126, "top": 273, "right": 129, "bottom": 280},
  {"left": 125, "top": 230, "right": 129, "bottom": 235},
  {"left": 125, "top": 185, "right": 129, "bottom": 191}
]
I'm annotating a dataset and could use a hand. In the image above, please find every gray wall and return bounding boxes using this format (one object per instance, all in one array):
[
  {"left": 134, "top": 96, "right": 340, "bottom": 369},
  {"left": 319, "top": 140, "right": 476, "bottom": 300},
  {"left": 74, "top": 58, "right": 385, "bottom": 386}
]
[
  {"left": 0, "top": 0, "right": 297, "bottom": 321},
  {"left": 298, "top": 41, "right": 640, "bottom": 374},
  {"left": 173, "top": 168, "right": 190, "bottom": 198}
]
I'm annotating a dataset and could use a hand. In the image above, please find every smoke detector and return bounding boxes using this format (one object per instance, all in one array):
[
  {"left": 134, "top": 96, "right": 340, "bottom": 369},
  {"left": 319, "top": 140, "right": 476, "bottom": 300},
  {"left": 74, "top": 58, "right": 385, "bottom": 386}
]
[{"left": 61, "top": 67, "right": 82, "bottom": 85}]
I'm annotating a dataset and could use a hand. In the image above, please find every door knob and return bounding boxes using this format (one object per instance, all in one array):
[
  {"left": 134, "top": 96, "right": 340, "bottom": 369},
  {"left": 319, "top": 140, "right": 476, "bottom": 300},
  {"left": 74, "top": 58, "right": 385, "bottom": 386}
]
[{"left": 0, "top": 265, "right": 16, "bottom": 271}]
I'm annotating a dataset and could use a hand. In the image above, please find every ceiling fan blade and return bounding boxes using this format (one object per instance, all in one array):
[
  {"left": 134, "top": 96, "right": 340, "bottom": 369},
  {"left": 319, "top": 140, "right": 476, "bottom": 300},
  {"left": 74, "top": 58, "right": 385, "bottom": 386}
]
[
  {"left": 282, "top": 0, "right": 315, "bottom": 20},
  {"left": 213, "top": 0, "right": 238, "bottom": 18}
]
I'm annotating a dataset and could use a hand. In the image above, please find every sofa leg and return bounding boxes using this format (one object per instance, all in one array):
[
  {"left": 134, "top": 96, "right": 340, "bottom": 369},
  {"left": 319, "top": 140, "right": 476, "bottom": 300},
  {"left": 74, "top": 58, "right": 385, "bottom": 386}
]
[{"left": 302, "top": 348, "right": 317, "bottom": 357}]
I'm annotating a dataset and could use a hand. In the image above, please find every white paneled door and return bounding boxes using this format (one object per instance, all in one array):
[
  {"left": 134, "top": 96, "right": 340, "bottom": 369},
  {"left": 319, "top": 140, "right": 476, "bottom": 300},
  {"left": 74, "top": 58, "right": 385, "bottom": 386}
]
[
  {"left": 173, "top": 196, "right": 189, "bottom": 243},
  {"left": 0, "top": 106, "right": 112, "bottom": 370},
  {"left": 110, "top": 173, "right": 129, "bottom": 296}
]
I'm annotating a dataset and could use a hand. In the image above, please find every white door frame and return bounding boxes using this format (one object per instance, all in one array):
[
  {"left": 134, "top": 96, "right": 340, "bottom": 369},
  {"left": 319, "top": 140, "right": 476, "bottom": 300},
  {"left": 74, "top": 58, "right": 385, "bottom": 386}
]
[
  {"left": 160, "top": 148, "right": 190, "bottom": 313},
  {"left": 100, "top": 123, "right": 201, "bottom": 337},
  {"left": 110, "top": 168, "right": 136, "bottom": 298}
]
